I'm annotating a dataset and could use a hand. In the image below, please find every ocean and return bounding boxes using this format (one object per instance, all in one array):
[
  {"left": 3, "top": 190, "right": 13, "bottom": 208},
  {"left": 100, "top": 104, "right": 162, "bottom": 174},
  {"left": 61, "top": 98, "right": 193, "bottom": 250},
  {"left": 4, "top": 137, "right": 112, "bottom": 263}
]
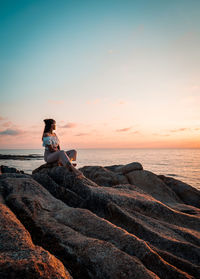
[{"left": 0, "top": 148, "right": 200, "bottom": 190}]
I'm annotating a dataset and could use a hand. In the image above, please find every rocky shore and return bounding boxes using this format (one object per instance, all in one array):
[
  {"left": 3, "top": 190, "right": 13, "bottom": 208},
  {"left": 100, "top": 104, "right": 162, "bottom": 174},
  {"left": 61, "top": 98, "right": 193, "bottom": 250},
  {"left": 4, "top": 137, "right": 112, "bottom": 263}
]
[
  {"left": 0, "top": 162, "right": 199, "bottom": 279},
  {"left": 0, "top": 154, "right": 43, "bottom": 160}
]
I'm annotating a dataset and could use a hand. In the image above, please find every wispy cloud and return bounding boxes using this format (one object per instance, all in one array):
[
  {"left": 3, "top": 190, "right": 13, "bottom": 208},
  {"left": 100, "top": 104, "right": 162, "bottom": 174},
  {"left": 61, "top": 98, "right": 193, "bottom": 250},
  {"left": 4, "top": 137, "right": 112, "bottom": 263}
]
[
  {"left": 60, "top": 122, "right": 77, "bottom": 128},
  {"left": 153, "top": 133, "right": 170, "bottom": 137},
  {"left": 0, "top": 129, "right": 23, "bottom": 136},
  {"left": 75, "top": 133, "right": 89, "bottom": 137},
  {"left": 112, "top": 100, "right": 127, "bottom": 107},
  {"left": 130, "top": 130, "right": 140, "bottom": 135},
  {"left": 2, "top": 121, "right": 13, "bottom": 127},
  {"left": 170, "top": 128, "right": 189, "bottom": 133},
  {"left": 118, "top": 100, "right": 126, "bottom": 105},
  {"left": 116, "top": 127, "right": 131, "bottom": 132}
]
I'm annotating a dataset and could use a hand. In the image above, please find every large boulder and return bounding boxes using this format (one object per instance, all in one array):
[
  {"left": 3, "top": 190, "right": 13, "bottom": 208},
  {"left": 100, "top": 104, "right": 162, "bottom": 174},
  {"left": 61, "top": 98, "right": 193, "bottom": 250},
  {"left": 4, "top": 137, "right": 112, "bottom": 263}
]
[
  {"left": 0, "top": 165, "right": 24, "bottom": 174},
  {"left": 79, "top": 162, "right": 143, "bottom": 187},
  {"left": 126, "top": 170, "right": 183, "bottom": 204},
  {"left": 115, "top": 162, "right": 143, "bottom": 174},
  {"left": 79, "top": 165, "right": 129, "bottom": 186},
  {"left": 158, "top": 175, "right": 200, "bottom": 208},
  {"left": 32, "top": 162, "right": 61, "bottom": 174}
]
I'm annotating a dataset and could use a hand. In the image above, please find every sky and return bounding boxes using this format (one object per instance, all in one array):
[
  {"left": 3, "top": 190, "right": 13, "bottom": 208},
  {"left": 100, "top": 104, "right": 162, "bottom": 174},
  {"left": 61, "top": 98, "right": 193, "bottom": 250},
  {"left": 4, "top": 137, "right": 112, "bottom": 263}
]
[{"left": 0, "top": 0, "right": 200, "bottom": 149}]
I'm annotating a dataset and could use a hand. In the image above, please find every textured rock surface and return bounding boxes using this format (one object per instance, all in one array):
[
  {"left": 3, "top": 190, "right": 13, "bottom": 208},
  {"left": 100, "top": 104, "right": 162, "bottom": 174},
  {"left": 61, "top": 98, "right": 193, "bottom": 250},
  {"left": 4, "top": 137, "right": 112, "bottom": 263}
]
[
  {"left": 0, "top": 197, "right": 72, "bottom": 279},
  {"left": 32, "top": 162, "right": 61, "bottom": 174},
  {"left": 158, "top": 175, "right": 200, "bottom": 208},
  {"left": 79, "top": 165, "right": 129, "bottom": 186},
  {"left": 0, "top": 162, "right": 200, "bottom": 279},
  {"left": 115, "top": 162, "right": 143, "bottom": 174},
  {"left": 0, "top": 165, "right": 24, "bottom": 174},
  {"left": 125, "top": 170, "right": 182, "bottom": 204}
]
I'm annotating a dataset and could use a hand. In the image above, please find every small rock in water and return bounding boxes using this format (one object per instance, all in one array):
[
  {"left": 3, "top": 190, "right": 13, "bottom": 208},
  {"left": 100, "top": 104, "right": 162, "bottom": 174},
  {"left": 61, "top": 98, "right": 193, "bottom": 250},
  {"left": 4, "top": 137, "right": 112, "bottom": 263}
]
[{"left": 0, "top": 165, "right": 24, "bottom": 174}]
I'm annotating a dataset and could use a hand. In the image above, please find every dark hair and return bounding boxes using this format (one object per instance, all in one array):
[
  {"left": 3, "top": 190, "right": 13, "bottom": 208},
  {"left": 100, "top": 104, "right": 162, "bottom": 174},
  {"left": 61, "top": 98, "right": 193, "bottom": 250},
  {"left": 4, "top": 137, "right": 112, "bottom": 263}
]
[{"left": 42, "top": 119, "right": 55, "bottom": 140}]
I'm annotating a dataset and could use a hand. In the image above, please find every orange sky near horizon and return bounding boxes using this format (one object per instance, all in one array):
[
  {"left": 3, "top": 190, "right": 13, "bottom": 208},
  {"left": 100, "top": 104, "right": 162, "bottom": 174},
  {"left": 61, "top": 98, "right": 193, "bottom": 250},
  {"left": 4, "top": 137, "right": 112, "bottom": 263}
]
[{"left": 0, "top": 115, "right": 200, "bottom": 149}]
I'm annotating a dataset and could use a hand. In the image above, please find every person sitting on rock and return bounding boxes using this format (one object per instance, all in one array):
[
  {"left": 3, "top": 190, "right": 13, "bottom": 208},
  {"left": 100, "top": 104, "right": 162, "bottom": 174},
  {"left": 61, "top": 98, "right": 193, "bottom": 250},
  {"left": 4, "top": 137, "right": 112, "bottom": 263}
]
[{"left": 42, "top": 118, "right": 83, "bottom": 177}]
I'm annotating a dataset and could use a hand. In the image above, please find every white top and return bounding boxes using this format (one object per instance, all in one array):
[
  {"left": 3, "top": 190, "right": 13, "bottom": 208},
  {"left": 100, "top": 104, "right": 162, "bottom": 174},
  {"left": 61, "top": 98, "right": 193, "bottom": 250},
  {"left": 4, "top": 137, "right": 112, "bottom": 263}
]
[{"left": 42, "top": 135, "right": 60, "bottom": 150}]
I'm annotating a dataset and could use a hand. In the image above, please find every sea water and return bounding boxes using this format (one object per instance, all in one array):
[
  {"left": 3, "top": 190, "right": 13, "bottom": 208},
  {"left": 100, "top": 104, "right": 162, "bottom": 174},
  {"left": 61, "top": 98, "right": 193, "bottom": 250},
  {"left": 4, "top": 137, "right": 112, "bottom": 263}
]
[{"left": 0, "top": 148, "right": 200, "bottom": 190}]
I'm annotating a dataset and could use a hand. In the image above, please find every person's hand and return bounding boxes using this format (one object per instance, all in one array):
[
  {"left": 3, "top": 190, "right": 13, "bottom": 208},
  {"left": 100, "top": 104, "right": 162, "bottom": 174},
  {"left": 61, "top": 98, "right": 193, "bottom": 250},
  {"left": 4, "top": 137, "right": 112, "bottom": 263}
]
[
  {"left": 50, "top": 146, "right": 59, "bottom": 152},
  {"left": 48, "top": 144, "right": 58, "bottom": 153}
]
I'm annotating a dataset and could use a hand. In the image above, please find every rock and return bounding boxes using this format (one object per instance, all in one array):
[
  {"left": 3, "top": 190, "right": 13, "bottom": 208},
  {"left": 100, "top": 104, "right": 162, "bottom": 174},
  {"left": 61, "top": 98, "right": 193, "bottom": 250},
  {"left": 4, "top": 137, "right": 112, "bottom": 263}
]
[
  {"left": 0, "top": 165, "right": 24, "bottom": 174},
  {"left": 1, "top": 163, "right": 200, "bottom": 279},
  {"left": 1, "top": 174, "right": 159, "bottom": 279},
  {"left": 33, "top": 166, "right": 200, "bottom": 278},
  {"left": 78, "top": 162, "right": 143, "bottom": 187},
  {"left": 0, "top": 198, "right": 72, "bottom": 279},
  {"left": 79, "top": 166, "right": 129, "bottom": 186},
  {"left": 0, "top": 154, "right": 43, "bottom": 160},
  {"left": 126, "top": 170, "right": 182, "bottom": 204},
  {"left": 32, "top": 162, "right": 61, "bottom": 174},
  {"left": 32, "top": 172, "right": 85, "bottom": 208},
  {"left": 115, "top": 162, "right": 143, "bottom": 174},
  {"left": 158, "top": 175, "right": 200, "bottom": 208}
]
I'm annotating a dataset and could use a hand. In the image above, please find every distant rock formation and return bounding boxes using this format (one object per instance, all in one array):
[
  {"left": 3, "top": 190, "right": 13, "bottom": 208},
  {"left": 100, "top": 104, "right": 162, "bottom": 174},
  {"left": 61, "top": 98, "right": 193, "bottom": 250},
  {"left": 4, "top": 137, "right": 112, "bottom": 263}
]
[
  {"left": 0, "top": 162, "right": 199, "bottom": 279},
  {"left": 0, "top": 165, "right": 25, "bottom": 174},
  {"left": 0, "top": 154, "right": 43, "bottom": 160}
]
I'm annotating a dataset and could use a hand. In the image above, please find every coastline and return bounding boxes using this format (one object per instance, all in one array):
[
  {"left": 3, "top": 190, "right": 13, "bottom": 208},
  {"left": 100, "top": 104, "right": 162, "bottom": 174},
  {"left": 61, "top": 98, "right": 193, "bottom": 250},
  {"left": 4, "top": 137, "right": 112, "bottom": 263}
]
[
  {"left": 0, "top": 162, "right": 199, "bottom": 278},
  {"left": 1, "top": 148, "right": 200, "bottom": 190}
]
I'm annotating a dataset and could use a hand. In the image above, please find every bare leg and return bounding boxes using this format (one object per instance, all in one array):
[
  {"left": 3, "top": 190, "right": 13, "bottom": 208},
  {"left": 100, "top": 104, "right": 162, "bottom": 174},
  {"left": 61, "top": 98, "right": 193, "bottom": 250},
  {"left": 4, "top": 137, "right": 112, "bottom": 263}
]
[{"left": 45, "top": 150, "right": 83, "bottom": 177}]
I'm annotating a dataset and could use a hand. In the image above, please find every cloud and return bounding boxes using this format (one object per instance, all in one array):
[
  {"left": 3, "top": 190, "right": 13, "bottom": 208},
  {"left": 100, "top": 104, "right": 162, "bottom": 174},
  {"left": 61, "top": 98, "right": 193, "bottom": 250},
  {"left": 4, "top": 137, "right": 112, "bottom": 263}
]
[
  {"left": 48, "top": 100, "right": 64, "bottom": 105},
  {"left": 2, "top": 121, "right": 13, "bottom": 127},
  {"left": 0, "top": 129, "right": 23, "bottom": 136},
  {"left": 118, "top": 100, "right": 126, "bottom": 105},
  {"left": 75, "top": 133, "right": 89, "bottom": 137},
  {"left": 170, "top": 128, "right": 188, "bottom": 133},
  {"left": 61, "top": 122, "right": 77, "bottom": 128},
  {"left": 130, "top": 130, "right": 140, "bottom": 135},
  {"left": 116, "top": 127, "right": 132, "bottom": 132},
  {"left": 112, "top": 100, "right": 127, "bottom": 107},
  {"left": 153, "top": 133, "right": 170, "bottom": 137}
]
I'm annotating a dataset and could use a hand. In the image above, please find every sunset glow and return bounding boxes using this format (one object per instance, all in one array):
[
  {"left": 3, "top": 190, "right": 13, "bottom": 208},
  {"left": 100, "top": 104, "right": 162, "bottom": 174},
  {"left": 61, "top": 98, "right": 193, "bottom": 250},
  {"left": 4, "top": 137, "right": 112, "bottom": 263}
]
[{"left": 0, "top": 0, "right": 200, "bottom": 149}]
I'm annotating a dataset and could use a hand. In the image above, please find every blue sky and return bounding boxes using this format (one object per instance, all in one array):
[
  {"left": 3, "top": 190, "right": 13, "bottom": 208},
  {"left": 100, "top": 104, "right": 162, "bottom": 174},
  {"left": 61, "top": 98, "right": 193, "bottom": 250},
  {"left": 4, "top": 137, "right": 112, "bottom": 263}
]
[{"left": 0, "top": 0, "right": 200, "bottom": 148}]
